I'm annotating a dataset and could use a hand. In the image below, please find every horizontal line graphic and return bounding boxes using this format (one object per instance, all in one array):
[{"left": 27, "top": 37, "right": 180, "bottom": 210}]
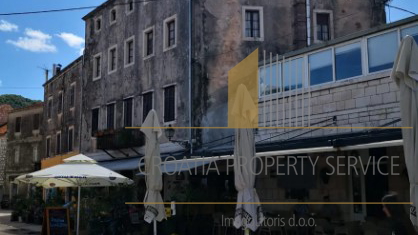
[
  {"left": 126, "top": 127, "right": 412, "bottom": 129},
  {"left": 126, "top": 202, "right": 412, "bottom": 205}
]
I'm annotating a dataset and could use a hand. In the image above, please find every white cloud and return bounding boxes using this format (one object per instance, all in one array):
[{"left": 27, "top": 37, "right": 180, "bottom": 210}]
[
  {"left": 0, "top": 80, "right": 2, "bottom": 87},
  {"left": 6, "top": 28, "right": 56, "bottom": 53},
  {"left": 0, "top": 20, "right": 18, "bottom": 32},
  {"left": 79, "top": 47, "right": 85, "bottom": 55},
  {"left": 56, "top": 32, "right": 84, "bottom": 48}
]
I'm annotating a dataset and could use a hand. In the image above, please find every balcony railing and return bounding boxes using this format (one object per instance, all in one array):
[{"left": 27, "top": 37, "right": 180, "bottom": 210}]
[{"left": 96, "top": 129, "right": 145, "bottom": 150}]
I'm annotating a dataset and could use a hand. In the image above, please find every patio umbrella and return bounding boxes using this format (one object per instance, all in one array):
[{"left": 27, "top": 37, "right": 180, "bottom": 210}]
[
  {"left": 232, "top": 84, "right": 264, "bottom": 233},
  {"left": 140, "top": 109, "right": 166, "bottom": 235},
  {"left": 391, "top": 35, "right": 418, "bottom": 230},
  {"left": 16, "top": 154, "right": 133, "bottom": 235}
]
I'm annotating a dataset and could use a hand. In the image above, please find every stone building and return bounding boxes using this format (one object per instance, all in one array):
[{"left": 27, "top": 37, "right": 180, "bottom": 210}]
[
  {"left": 41, "top": 57, "right": 83, "bottom": 168},
  {"left": 4, "top": 103, "right": 43, "bottom": 200},
  {"left": 0, "top": 104, "right": 12, "bottom": 201},
  {"left": 79, "top": 0, "right": 387, "bottom": 160}
]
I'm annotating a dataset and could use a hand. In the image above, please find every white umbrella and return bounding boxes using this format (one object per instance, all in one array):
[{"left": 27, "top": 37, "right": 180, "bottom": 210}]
[
  {"left": 391, "top": 35, "right": 418, "bottom": 230},
  {"left": 140, "top": 109, "right": 166, "bottom": 235},
  {"left": 16, "top": 154, "right": 133, "bottom": 235},
  {"left": 232, "top": 84, "right": 264, "bottom": 233}
]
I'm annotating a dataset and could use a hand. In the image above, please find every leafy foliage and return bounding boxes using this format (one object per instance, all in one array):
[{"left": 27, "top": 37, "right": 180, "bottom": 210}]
[{"left": 0, "top": 94, "right": 41, "bottom": 109}]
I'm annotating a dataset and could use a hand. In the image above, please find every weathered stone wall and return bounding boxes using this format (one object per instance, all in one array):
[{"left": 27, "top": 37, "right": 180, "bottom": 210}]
[
  {"left": 43, "top": 59, "right": 82, "bottom": 156},
  {"left": 4, "top": 105, "right": 43, "bottom": 198}
]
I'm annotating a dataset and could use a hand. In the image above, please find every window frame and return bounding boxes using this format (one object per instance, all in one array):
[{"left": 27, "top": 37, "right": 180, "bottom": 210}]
[
  {"left": 94, "top": 15, "right": 103, "bottom": 33},
  {"left": 142, "top": 90, "right": 154, "bottom": 123},
  {"left": 15, "top": 117, "right": 21, "bottom": 133},
  {"left": 33, "top": 113, "right": 40, "bottom": 131},
  {"left": 57, "top": 90, "right": 63, "bottom": 115},
  {"left": 46, "top": 136, "right": 51, "bottom": 158},
  {"left": 242, "top": 6, "right": 264, "bottom": 41},
  {"left": 68, "top": 126, "right": 74, "bottom": 152},
  {"left": 365, "top": 29, "right": 399, "bottom": 75},
  {"left": 163, "top": 84, "right": 176, "bottom": 124},
  {"left": 106, "top": 102, "right": 116, "bottom": 129},
  {"left": 126, "top": 0, "right": 135, "bottom": 15},
  {"left": 91, "top": 107, "right": 100, "bottom": 136},
  {"left": 56, "top": 131, "right": 61, "bottom": 155},
  {"left": 70, "top": 82, "right": 76, "bottom": 110},
  {"left": 123, "top": 97, "right": 134, "bottom": 127},
  {"left": 93, "top": 52, "right": 102, "bottom": 81},
  {"left": 108, "top": 44, "right": 118, "bottom": 74},
  {"left": 313, "top": 9, "right": 334, "bottom": 43},
  {"left": 143, "top": 26, "right": 155, "bottom": 59},
  {"left": 124, "top": 36, "right": 135, "bottom": 67},
  {"left": 109, "top": 7, "right": 117, "bottom": 25},
  {"left": 47, "top": 96, "right": 53, "bottom": 120},
  {"left": 163, "top": 15, "right": 178, "bottom": 51}
]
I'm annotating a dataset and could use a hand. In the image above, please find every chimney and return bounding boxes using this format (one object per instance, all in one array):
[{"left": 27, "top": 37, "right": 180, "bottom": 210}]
[
  {"left": 44, "top": 69, "right": 49, "bottom": 82},
  {"left": 52, "top": 64, "right": 62, "bottom": 76}
]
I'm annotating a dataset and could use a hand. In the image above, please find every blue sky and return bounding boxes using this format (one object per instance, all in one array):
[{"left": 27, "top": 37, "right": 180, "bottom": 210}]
[{"left": 0, "top": 0, "right": 417, "bottom": 100}]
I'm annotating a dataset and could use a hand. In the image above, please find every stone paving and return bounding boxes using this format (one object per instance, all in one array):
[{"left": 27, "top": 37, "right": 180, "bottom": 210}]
[{"left": 0, "top": 210, "right": 41, "bottom": 235}]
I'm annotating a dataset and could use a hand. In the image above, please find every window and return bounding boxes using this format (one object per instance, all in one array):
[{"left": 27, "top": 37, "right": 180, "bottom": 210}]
[
  {"left": 58, "top": 91, "right": 63, "bottom": 114},
  {"left": 48, "top": 97, "right": 52, "bottom": 119},
  {"left": 335, "top": 42, "right": 362, "bottom": 80},
  {"left": 164, "top": 86, "right": 176, "bottom": 123},
  {"left": 124, "top": 37, "right": 135, "bottom": 66},
  {"left": 164, "top": 15, "right": 177, "bottom": 50},
  {"left": 126, "top": 0, "right": 134, "bottom": 14},
  {"left": 70, "top": 83, "right": 75, "bottom": 108},
  {"left": 316, "top": 13, "right": 330, "bottom": 41},
  {"left": 93, "top": 53, "right": 102, "bottom": 80},
  {"left": 33, "top": 145, "right": 38, "bottom": 162},
  {"left": 309, "top": 49, "right": 333, "bottom": 86},
  {"left": 15, "top": 117, "right": 21, "bottom": 133},
  {"left": 401, "top": 25, "right": 418, "bottom": 43},
  {"left": 14, "top": 147, "right": 20, "bottom": 164},
  {"left": 95, "top": 16, "right": 102, "bottom": 32},
  {"left": 367, "top": 31, "right": 398, "bottom": 73},
  {"left": 142, "top": 92, "right": 153, "bottom": 121},
  {"left": 56, "top": 132, "right": 61, "bottom": 154},
  {"left": 108, "top": 45, "right": 118, "bottom": 73},
  {"left": 110, "top": 8, "right": 117, "bottom": 24},
  {"left": 242, "top": 6, "right": 264, "bottom": 41},
  {"left": 107, "top": 103, "right": 115, "bottom": 129},
  {"left": 46, "top": 137, "right": 51, "bottom": 157},
  {"left": 124, "top": 98, "right": 133, "bottom": 127},
  {"left": 33, "top": 114, "right": 40, "bottom": 130},
  {"left": 92, "top": 108, "right": 99, "bottom": 135},
  {"left": 143, "top": 27, "right": 154, "bottom": 58},
  {"left": 259, "top": 62, "right": 281, "bottom": 96},
  {"left": 68, "top": 127, "right": 74, "bottom": 152},
  {"left": 283, "top": 58, "right": 304, "bottom": 91}
]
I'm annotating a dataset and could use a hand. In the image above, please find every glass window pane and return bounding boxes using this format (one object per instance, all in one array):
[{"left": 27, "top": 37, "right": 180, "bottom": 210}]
[
  {"left": 283, "top": 58, "right": 304, "bottom": 91},
  {"left": 335, "top": 42, "right": 362, "bottom": 80},
  {"left": 367, "top": 31, "right": 398, "bottom": 73},
  {"left": 259, "top": 62, "right": 281, "bottom": 96},
  {"left": 309, "top": 50, "right": 333, "bottom": 86},
  {"left": 401, "top": 25, "right": 418, "bottom": 43}
]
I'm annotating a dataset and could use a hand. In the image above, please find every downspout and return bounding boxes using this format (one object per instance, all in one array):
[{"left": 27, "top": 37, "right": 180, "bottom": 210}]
[
  {"left": 188, "top": 0, "right": 193, "bottom": 155},
  {"left": 306, "top": 0, "right": 311, "bottom": 46}
]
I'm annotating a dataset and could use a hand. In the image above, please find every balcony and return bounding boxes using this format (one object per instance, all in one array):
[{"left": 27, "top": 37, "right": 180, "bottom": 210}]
[{"left": 96, "top": 129, "right": 145, "bottom": 150}]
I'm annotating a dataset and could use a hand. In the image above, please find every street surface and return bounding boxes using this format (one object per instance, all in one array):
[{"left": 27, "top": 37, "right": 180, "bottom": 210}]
[{"left": 0, "top": 210, "right": 40, "bottom": 235}]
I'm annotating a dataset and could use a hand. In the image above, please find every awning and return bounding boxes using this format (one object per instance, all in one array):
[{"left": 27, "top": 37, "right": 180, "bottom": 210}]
[
  {"left": 99, "top": 157, "right": 141, "bottom": 171},
  {"left": 137, "top": 159, "right": 213, "bottom": 175}
]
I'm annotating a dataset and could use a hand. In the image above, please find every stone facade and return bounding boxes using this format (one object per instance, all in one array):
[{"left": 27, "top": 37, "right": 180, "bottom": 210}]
[
  {"left": 43, "top": 57, "right": 82, "bottom": 158},
  {"left": 4, "top": 104, "right": 43, "bottom": 199},
  {"left": 79, "top": 0, "right": 386, "bottom": 153}
]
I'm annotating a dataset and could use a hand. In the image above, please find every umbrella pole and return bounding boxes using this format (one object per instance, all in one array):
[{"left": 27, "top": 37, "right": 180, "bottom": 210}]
[
  {"left": 77, "top": 186, "right": 81, "bottom": 235},
  {"left": 153, "top": 219, "right": 157, "bottom": 235}
]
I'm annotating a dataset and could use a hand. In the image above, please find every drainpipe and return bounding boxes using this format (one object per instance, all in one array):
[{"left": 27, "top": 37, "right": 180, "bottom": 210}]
[
  {"left": 79, "top": 54, "right": 84, "bottom": 154},
  {"left": 188, "top": 0, "right": 193, "bottom": 155},
  {"left": 306, "top": 0, "right": 311, "bottom": 46}
]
